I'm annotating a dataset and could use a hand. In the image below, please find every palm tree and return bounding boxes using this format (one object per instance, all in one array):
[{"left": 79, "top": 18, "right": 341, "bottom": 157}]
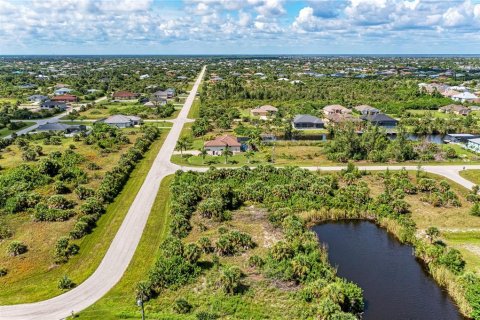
[
  {"left": 222, "top": 145, "right": 233, "bottom": 164},
  {"left": 219, "top": 265, "right": 242, "bottom": 295},
  {"left": 244, "top": 150, "right": 254, "bottom": 164},
  {"left": 199, "top": 147, "right": 208, "bottom": 164},
  {"left": 176, "top": 137, "right": 189, "bottom": 156}
]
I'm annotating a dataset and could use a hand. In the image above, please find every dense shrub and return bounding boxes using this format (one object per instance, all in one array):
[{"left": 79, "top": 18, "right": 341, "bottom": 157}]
[
  {"left": 58, "top": 275, "right": 75, "bottom": 290},
  {"left": 7, "top": 240, "right": 28, "bottom": 256}
]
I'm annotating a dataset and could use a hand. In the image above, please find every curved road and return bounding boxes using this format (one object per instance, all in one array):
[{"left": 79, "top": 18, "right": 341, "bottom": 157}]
[
  {"left": 0, "top": 67, "right": 205, "bottom": 320},
  {"left": 2, "top": 66, "right": 480, "bottom": 319}
]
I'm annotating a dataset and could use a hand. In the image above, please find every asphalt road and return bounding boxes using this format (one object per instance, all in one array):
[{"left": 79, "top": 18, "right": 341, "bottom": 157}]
[
  {"left": 5, "top": 96, "right": 107, "bottom": 139},
  {"left": 2, "top": 66, "right": 480, "bottom": 319},
  {"left": 0, "top": 67, "right": 205, "bottom": 320}
]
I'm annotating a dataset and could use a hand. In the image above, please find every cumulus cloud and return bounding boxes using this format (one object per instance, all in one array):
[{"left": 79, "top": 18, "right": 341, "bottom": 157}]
[{"left": 1, "top": 0, "right": 480, "bottom": 53}]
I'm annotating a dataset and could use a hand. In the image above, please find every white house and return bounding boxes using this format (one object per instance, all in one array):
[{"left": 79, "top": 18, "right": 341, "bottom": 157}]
[
  {"left": 54, "top": 87, "right": 72, "bottom": 95},
  {"left": 452, "top": 92, "right": 479, "bottom": 103},
  {"left": 467, "top": 138, "right": 480, "bottom": 153},
  {"left": 100, "top": 115, "right": 142, "bottom": 128}
]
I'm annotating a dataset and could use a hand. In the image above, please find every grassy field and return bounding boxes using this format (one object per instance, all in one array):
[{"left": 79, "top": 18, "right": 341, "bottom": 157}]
[
  {"left": 0, "top": 121, "right": 36, "bottom": 138},
  {"left": 66, "top": 102, "right": 180, "bottom": 120},
  {"left": 187, "top": 97, "right": 201, "bottom": 119},
  {"left": 0, "top": 130, "right": 170, "bottom": 304},
  {"left": 460, "top": 169, "right": 480, "bottom": 185},
  {"left": 443, "top": 232, "right": 480, "bottom": 274},
  {"left": 73, "top": 175, "right": 173, "bottom": 319}
]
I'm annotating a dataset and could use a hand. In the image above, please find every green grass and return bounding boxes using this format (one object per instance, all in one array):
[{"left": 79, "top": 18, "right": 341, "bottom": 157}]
[
  {"left": 0, "top": 121, "right": 36, "bottom": 138},
  {"left": 0, "top": 130, "right": 170, "bottom": 304},
  {"left": 443, "top": 232, "right": 480, "bottom": 273},
  {"left": 187, "top": 97, "right": 201, "bottom": 119},
  {"left": 73, "top": 175, "right": 173, "bottom": 319},
  {"left": 460, "top": 170, "right": 480, "bottom": 185}
]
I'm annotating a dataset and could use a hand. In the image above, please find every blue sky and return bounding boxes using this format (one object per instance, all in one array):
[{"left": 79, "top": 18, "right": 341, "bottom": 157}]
[{"left": 1, "top": 0, "right": 480, "bottom": 54}]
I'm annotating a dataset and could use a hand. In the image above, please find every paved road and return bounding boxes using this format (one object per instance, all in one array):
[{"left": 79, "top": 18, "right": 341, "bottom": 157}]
[
  {"left": 0, "top": 67, "right": 205, "bottom": 320},
  {"left": 2, "top": 66, "right": 480, "bottom": 319},
  {"left": 5, "top": 96, "right": 107, "bottom": 139}
]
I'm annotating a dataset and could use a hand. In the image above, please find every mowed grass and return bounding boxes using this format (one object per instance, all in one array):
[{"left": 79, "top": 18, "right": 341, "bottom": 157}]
[
  {"left": 72, "top": 102, "right": 180, "bottom": 120},
  {"left": 0, "top": 130, "right": 169, "bottom": 304},
  {"left": 0, "top": 121, "right": 36, "bottom": 138},
  {"left": 443, "top": 232, "right": 480, "bottom": 273},
  {"left": 459, "top": 169, "right": 480, "bottom": 185},
  {"left": 73, "top": 175, "right": 173, "bottom": 319},
  {"left": 187, "top": 97, "right": 201, "bottom": 119}
]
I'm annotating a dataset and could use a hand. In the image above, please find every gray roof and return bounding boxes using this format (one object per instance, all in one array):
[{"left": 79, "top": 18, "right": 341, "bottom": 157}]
[
  {"left": 468, "top": 138, "right": 480, "bottom": 145},
  {"left": 104, "top": 115, "right": 141, "bottom": 124},
  {"left": 37, "top": 123, "right": 81, "bottom": 131},
  {"left": 361, "top": 113, "right": 397, "bottom": 123},
  {"left": 293, "top": 114, "right": 323, "bottom": 124}
]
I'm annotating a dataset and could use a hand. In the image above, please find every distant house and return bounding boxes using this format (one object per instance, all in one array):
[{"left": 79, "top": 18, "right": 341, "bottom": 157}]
[
  {"left": 204, "top": 135, "right": 242, "bottom": 155},
  {"left": 100, "top": 115, "right": 142, "bottom": 128},
  {"left": 40, "top": 100, "right": 67, "bottom": 111},
  {"left": 260, "top": 133, "right": 277, "bottom": 142},
  {"left": 452, "top": 92, "right": 479, "bottom": 103},
  {"left": 153, "top": 88, "right": 175, "bottom": 100},
  {"left": 54, "top": 88, "right": 72, "bottom": 95},
  {"left": 139, "top": 74, "right": 150, "bottom": 80},
  {"left": 51, "top": 94, "right": 78, "bottom": 103},
  {"left": 439, "top": 104, "right": 471, "bottom": 116},
  {"left": 28, "top": 95, "right": 48, "bottom": 103},
  {"left": 354, "top": 105, "right": 380, "bottom": 116},
  {"left": 292, "top": 114, "right": 324, "bottom": 129},
  {"left": 36, "top": 123, "right": 86, "bottom": 134},
  {"left": 361, "top": 113, "right": 398, "bottom": 129},
  {"left": 444, "top": 134, "right": 480, "bottom": 144},
  {"left": 325, "top": 113, "right": 361, "bottom": 124},
  {"left": 19, "top": 83, "right": 36, "bottom": 89},
  {"left": 55, "top": 83, "right": 70, "bottom": 89},
  {"left": 250, "top": 105, "right": 278, "bottom": 118},
  {"left": 87, "top": 89, "right": 100, "bottom": 94},
  {"left": 112, "top": 91, "right": 139, "bottom": 101},
  {"left": 323, "top": 105, "right": 352, "bottom": 116},
  {"left": 466, "top": 138, "right": 480, "bottom": 153}
]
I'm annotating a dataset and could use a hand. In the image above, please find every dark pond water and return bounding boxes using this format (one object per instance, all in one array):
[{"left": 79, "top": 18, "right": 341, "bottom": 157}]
[{"left": 313, "top": 221, "right": 463, "bottom": 320}]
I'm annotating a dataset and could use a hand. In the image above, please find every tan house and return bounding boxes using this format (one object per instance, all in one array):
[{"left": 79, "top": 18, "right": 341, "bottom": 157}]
[
  {"left": 323, "top": 105, "right": 352, "bottom": 116},
  {"left": 325, "top": 113, "right": 362, "bottom": 124},
  {"left": 354, "top": 105, "right": 379, "bottom": 115},
  {"left": 250, "top": 105, "right": 278, "bottom": 117},
  {"left": 204, "top": 135, "right": 242, "bottom": 155},
  {"left": 439, "top": 104, "right": 471, "bottom": 116}
]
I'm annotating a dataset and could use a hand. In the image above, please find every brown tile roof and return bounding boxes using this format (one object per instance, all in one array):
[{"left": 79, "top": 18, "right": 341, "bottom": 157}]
[{"left": 204, "top": 135, "right": 241, "bottom": 148}]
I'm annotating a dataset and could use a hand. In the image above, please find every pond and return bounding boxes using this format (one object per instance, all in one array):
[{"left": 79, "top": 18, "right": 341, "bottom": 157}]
[{"left": 313, "top": 221, "right": 463, "bottom": 320}]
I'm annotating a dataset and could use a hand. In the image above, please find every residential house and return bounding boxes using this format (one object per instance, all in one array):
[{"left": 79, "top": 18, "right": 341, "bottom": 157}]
[
  {"left": 54, "top": 87, "right": 72, "bottom": 95},
  {"left": 452, "top": 92, "right": 479, "bottom": 103},
  {"left": 28, "top": 95, "right": 48, "bottom": 103},
  {"left": 325, "top": 113, "right": 361, "bottom": 125},
  {"left": 40, "top": 100, "right": 67, "bottom": 111},
  {"left": 444, "top": 134, "right": 480, "bottom": 144},
  {"left": 100, "top": 115, "right": 142, "bottom": 128},
  {"left": 204, "top": 135, "right": 242, "bottom": 155},
  {"left": 439, "top": 104, "right": 471, "bottom": 116},
  {"left": 467, "top": 138, "right": 480, "bottom": 153},
  {"left": 441, "top": 89, "right": 461, "bottom": 98},
  {"left": 51, "top": 94, "right": 78, "bottom": 103},
  {"left": 361, "top": 113, "right": 398, "bottom": 129},
  {"left": 354, "top": 105, "right": 380, "bottom": 116},
  {"left": 250, "top": 105, "right": 278, "bottom": 118},
  {"left": 139, "top": 74, "right": 150, "bottom": 80},
  {"left": 292, "top": 114, "right": 324, "bottom": 129},
  {"left": 36, "top": 123, "right": 86, "bottom": 134},
  {"left": 323, "top": 105, "right": 352, "bottom": 116},
  {"left": 112, "top": 91, "right": 139, "bottom": 101}
]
